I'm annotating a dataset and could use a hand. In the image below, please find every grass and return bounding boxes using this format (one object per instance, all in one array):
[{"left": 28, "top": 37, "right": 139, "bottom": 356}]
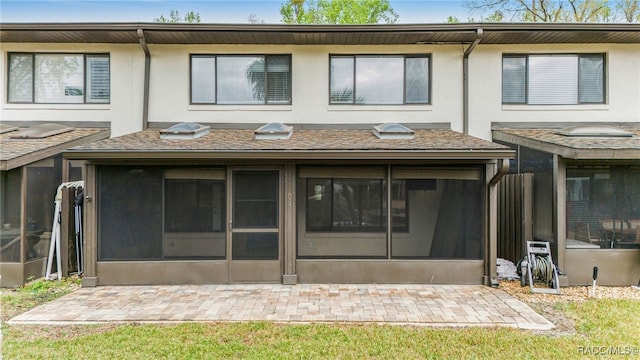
[
  {"left": 1, "top": 277, "right": 80, "bottom": 322},
  {"left": 1, "top": 281, "right": 639, "bottom": 359}
]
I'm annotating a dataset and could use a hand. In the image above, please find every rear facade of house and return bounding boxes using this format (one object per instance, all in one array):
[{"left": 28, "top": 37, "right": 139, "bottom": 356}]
[{"left": 1, "top": 23, "right": 639, "bottom": 287}]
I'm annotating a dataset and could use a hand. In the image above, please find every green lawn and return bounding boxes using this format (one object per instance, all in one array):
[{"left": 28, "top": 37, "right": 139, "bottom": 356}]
[{"left": 2, "top": 280, "right": 639, "bottom": 359}]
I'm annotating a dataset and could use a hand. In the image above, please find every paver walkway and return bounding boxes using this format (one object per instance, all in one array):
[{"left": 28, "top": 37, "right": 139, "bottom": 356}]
[{"left": 8, "top": 284, "right": 554, "bottom": 330}]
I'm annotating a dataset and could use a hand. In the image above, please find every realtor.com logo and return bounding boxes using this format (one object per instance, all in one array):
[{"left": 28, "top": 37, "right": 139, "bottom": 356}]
[{"left": 578, "top": 346, "right": 640, "bottom": 356}]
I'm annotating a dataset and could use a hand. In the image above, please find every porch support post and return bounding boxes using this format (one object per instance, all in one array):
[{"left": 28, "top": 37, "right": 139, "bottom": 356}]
[
  {"left": 282, "top": 162, "right": 297, "bottom": 285},
  {"left": 81, "top": 164, "right": 98, "bottom": 287},
  {"left": 556, "top": 157, "right": 568, "bottom": 286},
  {"left": 486, "top": 160, "right": 508, "bottom": 286}
]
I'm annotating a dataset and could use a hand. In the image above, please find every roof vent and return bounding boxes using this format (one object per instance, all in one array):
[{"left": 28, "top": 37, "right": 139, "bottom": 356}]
[
  {"left": 10, "top": 123, "right": 73, "bottom": 139},
  {"left": 373, "top": 123, "right": 415, "bottom": 140},
  {"left": 0, "top": 124, "right": 19, "bottom": 134},
  {"left": 160, "top": 122, "right": 210, "bottom": 140},
  {"left": 556, "top": 125, "right": 633, "bottom": 138},
  {"left": 255, "top": 122, "right": 293, "bottom": 140}
]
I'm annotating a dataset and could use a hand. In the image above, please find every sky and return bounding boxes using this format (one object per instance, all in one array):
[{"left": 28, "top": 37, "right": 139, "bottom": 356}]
[{"left": 0, "top": 0, "right": 469, "bottom": 24}]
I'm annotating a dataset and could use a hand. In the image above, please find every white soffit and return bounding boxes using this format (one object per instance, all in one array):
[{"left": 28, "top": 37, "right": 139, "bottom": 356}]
[
  {"left": 160, "top": 122, "right": 210, "bottom": 139},
  {"left": 556, "top": 125, "right": 633, "bottom": 137},
  {"left": 255, "top": 122, "right": 293, "bottom": 140},
  {"left": 373, "top": 123, "right": 415, "bottom": 140},
  {"left": 9, "top": 123, "right": 74, "bottom": 139}
]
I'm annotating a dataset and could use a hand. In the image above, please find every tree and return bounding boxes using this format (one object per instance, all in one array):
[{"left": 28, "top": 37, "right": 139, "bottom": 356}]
[
  {"left": 465, "top": 0, "right": 638, "bottom": 22},
  {"left": 154, "top": 10, "right": 201, "bottom": 23},
  {"left": 280, "top": 0, "right": 398, "bottom": 24},
  {"left": 617, "top": 0, "right": 640, "bottom": 22}
]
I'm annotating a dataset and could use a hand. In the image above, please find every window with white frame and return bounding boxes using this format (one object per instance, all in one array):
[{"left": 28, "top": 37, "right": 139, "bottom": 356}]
[
  {"left": 190, "top": 54, "right": 291, "bottom": 105},
  {"left": 8, "top": 53, "right": 110, "bottom": 104},
  {"left": 330, "top": 55, "right": 430, "bottom": 105},
  {"left": 502, "top": 54, "right": 605, "bottom": 105}
]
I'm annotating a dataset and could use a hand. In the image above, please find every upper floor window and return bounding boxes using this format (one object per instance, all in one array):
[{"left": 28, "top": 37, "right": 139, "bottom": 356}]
[
  {"left": 8, "top": 53, "right": 110, "bottom": 104},
  {"left": 191, "top": 55, "right": 291, "bottom": 105},
  {"left": 330, "top": 55, "right": 430, "bottom": 105},
  {"left": 502, "top": 54, "right": 605, "bottom": 105}
]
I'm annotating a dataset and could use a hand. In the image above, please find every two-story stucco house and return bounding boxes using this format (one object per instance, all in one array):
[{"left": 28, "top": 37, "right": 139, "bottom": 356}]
[{"left": 1, "top": 23, "right": 639, "bottom": 288}]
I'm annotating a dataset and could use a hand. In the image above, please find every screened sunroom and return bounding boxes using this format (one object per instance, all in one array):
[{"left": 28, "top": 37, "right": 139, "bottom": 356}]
[
  {"left": 66, "top": 123, "right": 513, "bottom": 286},
  {"left": 0, "top": 123, "right": 108, "bottom": 287},
  {"left": 493, "top": 125, "right": 640, "bottom": 286}
]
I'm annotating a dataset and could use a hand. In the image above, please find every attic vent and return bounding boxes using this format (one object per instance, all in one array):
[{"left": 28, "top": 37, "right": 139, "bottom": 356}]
[
  {"left": 255, "top": 122, "right": 293, "bottom": 140},
  {"left": 160, "top": 122, "right": 210, "bottom": 139},
  {"left": 556, "top": 125, "right": 633, "bottom": 137},
  {"left": 10, "top": 123, "right": 73, "bottom": 139},
  {"left": 0, "top": 124, "right": 19, "bottom": 134},
  {"left": 373, "top": 123, "right": 415, "bottom": 140}
]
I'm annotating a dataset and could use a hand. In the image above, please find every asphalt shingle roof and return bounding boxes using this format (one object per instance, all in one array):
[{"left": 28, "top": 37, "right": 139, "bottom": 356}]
[
  {"left": 1, "top": 128, "right": 109, "bottom": 169},
  {"left": 493, "top": 127, "right": 640, "bottom": 159},
  {"left": 68, "top": 128, "right": 511, "bottom": 160}
]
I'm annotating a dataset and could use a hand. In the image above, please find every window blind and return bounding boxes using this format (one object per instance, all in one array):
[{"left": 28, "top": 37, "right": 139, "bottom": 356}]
[
  {"left": 266, "top": 55, "right": 290, "bottom": 104},
  {"left": 528, "top": 55, "right": 578, "bottom": 105},
  {"left": 502, "top": 54, "right": 604, "bottom": 105},
  {"left": 579, "top": 56, "right": 604, "bottom": 104},
  {"left": 330, "top": 56, "right": 354, "bottom": 103},
  {"left": 191, "top": 56, "right": 216, "bottom": 103},
  {"left": 405, "top": 57, "right": 429, "bottom": 104},
  {"left": 86, "top": 55, "right": 110, "bottom": 103},
  {"left": 502, "top": 57, "right": 526, "bottom": 103},
  {"left": 8, "top": 54, "right": 33, "bottom": 103},
  {"left": 35, "top": 54, "right": 84, "bottom": 104}
]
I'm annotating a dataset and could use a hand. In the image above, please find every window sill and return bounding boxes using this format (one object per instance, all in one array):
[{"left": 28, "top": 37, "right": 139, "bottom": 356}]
[
  {"left": 3, "top": 104, "right": 110, "bottom": 110},
  {"left": 188, "top": 104, "right": 292, "bottom": 111},
  {"left": 502, "top": 104, "right": 608, "bottom": 111},
  {"left": 328, "top": 105, "right": 432, "bottom": 112}
]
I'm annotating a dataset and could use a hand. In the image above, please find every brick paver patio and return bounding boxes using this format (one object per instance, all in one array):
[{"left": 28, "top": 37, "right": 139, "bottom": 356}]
[{"left": 8, "top": 284, "right": 554, "bottom": 330}]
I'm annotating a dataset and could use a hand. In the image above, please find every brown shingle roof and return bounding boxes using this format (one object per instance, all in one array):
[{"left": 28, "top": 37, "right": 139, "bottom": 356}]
[
  {"left": 67, "top": 128, "right": 512, "bottom": 160},
  {"left": 493, "top": 128, "right": 640, "bottom": 160},
  {"left": 1, "top": 128, "right": 109, "bottom": 170}
]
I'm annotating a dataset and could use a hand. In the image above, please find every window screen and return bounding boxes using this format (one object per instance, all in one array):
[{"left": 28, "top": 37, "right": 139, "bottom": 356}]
[
  {"left": 390, "top": 167, "right": 483, "bottom": 259},
  {"left": 566, "top": 165, "right": 640, "bottom": 249},
  {"left": 306, "top": 178, "right": 386, "bottom": 232},
  {"left": 98, "top": 167, "right": 163, "bottom": 260},
  {"left": 0, "top": 169, "right": 22, "bottom": 262}
]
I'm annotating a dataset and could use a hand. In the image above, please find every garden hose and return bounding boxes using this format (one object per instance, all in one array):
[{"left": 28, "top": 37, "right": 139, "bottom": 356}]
[{"left": 530, "top": 255, "right": 555, "bottom": 286}]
